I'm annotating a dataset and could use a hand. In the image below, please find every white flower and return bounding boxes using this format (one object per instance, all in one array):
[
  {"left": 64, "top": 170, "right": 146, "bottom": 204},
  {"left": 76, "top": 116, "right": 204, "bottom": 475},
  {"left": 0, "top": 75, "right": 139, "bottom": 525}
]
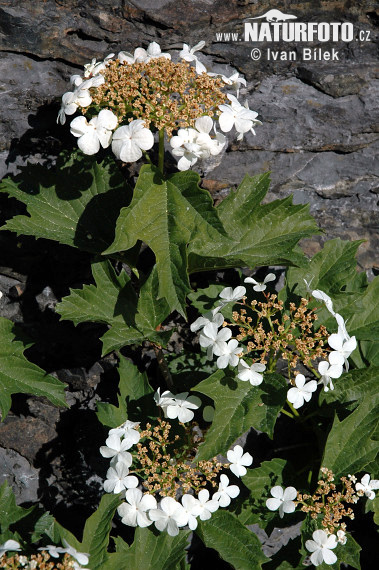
[
  {"left": 165, "top": 392, "right": 202, "bottom": 423},
  {"left": 149, "top": 497, "right": 188, "bottom": 536},
  {"left": 112, "top": 120, "right": 154, "bottom": 162},
  {"left": 57, "top": 78, "right": 97, "bottom": 124},
  {"left": 244, "top": 273, "right": 276, "bottom": 292},
  {"left": 237, "top": 360, "right": 266, "bottom": 386},
  {"left": 355, "top": 474, "right": 379, "bottom": 500},
  {"left": 62, "top": 540, "right": 89, "bottom": 567},
  {"left": 0, "top": 540, "right": 21, "bottom": 555},
  {"left": 312, "top": 289, "right": 336, "bottom": 316},
  {"left": 328, "top": 332, "right": 357, "bottom": 371},
  {"left": 190, "top": 307, "right": 224, "bottom": 332},
  {"left": 193, "top": 116, "right": 226, "bottom": 157},
  {"left": 118, "top": 42, "right": 171, "bottom": 64},
  {"left": 199, "top": 322, "right": 232, "bottom": 358},
  {"left": 337, "top": 530, "right": 347, "bottom": 545},
  {"left": 216, "top": 339, "right": 241, "bottom": 369},
  {"left": 213, "top": 474, "right": 240, "bottom": 507},
  {"left": 170, "top": 116, "right": 226, "bottom": 170},
  {"left": 70, "top": 109, "right": 118, "bottom": 155},
  {"left": 39, "top": 544, "right": 65, "bottom": 558},
  {"left": 335, "top": 313, "right": 350, "bottom": 342},
  {"left": 99, "top": 433, "right": 133, "bottom": 463},
  {"left": 83, "top": 53, "right": 114, "bottom": 77},
  {"left": 266, "top": 485, "right": 297, "bottom": 518},
  {"left": 109, "top": 420, "right": 140, "bottom": 447},
  {"left": 181, "top": 494, "right": 202, "bottom": 530},
  {"left": 209, "top": 71, "right": 246, "bottom": 96},
  {"left": 227, "top": 444, "right": 253, "bottom": 477},
  {"left": 103, "top": 460, "right": 138, "bottom": 494},
  {"left": 317, "top": 360, "right": 343, "bottom": 392},
  {"left": 171, "top": 140, "right": 204, "bottom": 171},
  {"left": 179, "top": 41, "right": 206, "bottom": 74},
  {"left": 117, "top": 488, "right": 157, "bottom": 527},
  {"left": 218, "top": 285, "right": 246, "bottom": 306},
  {"left": 154, "top": 388, "right": 176, "bottom": 413},
  {"left": 218, "top": 94, "right": 260, "bottom": 140},
  {"left": 305, "top": 530, "right": 338, "bottom": 566},
  {"left": 287, "top": 374, "right": 317, "bottom": 409},
  {"left": 196, "top": 489, "right": 219, "bottom": 520}
]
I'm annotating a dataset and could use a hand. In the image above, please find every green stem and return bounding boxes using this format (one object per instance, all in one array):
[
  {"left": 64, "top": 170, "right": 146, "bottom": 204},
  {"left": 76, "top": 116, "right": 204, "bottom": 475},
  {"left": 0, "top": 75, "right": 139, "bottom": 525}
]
[
  {"left": 287, "top": 400, "right": 300, "bottom": 417},
  {"left": 158, "top": 129, "right": 165, "bottom": 174},
  {"left": 281, "top": 408, "right": 294, "bottom": 419}
]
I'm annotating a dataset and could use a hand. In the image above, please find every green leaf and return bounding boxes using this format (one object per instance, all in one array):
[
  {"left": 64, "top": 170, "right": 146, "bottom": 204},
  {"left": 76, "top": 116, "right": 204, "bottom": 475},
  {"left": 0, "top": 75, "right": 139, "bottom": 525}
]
[
  {"left": 57, "top": 260, "right": 171, "bottom": 356},
  {"left": 196, "top": 510, "right": 268, "bottom": 570},
  {"left": 0, "top": 481, "right": 33, "bottom": 534},
  {"left": 286, "top": 239, "right": 365, "bottom": 299},
  {"left": 80, "top": 493, "right": 122, "bottom": 568},
  {"left": 0, "top": 317, "right": 67, "bottom": 419},
  {"left": 105, "top": 165, "right": 227, "bottom": 316},
  {"left": 102, "top": 528, "right": 190, "bottom": 570},
  {"left": 346, "top": 277, "right": 379, "bottom": 340},
  {"left": 188, "top": 173, "right": 320, "bottom": 273},
  {"left": 322, "top": 367, "right": 379, "bottom": 407},
  {"left": 56, "top": 259, "right": 137, "bottom": 327},
  {"left": 322, "top": 396, "right": 379, "bottom": 478},
  {"left": 97, "top": 357, "right": 153, "bottom": 428},
  {"left": 237, "top": 458, "right": 289, "bottom": 526},
  {"left": 193, "top": 370, "right": 287, "bottom": 460},
  {"left": 30, "top": 512, "right": 56, "bottom": 543},
  {"left": 0, "top": 153, "right": 132, "bottom": 254}
]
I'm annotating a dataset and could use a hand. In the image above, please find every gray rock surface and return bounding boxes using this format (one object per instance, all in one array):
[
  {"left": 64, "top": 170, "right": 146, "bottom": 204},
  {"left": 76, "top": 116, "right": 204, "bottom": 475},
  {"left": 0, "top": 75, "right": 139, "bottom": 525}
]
[{"left": 0, "top": 446, "right": 39, "bottom": 503}]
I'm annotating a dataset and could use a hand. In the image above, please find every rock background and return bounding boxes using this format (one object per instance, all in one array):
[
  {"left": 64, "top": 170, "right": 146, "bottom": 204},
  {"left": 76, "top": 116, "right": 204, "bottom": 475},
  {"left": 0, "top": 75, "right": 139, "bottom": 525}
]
[{"left": 0, "top": 0, "right": 378, "bottom": 563}]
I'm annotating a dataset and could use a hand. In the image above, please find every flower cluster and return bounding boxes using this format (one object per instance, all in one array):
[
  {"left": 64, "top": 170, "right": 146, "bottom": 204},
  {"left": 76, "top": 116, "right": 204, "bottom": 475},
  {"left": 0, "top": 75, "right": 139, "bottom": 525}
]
[
  {"left": 0, "top": 540, "right": 89, "bottom": 570},
  {"left": 100, "top": 392, "right": 253, "bottom": 535},
  {"left": 191, "top": 276, "right": 357, "bottom": 412},
  {"left": 265, "top": 469, "right": 378, "bottom": 566},
  {"left": 57, "top": 42, "right": 261, "bottom": 169}
]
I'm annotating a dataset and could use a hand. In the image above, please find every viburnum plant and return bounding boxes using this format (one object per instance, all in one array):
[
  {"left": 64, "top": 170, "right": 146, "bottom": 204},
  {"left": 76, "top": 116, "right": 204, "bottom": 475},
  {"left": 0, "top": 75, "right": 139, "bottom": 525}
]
[{"left": 0, "top": 42, "right": 378, "bottom": 569}]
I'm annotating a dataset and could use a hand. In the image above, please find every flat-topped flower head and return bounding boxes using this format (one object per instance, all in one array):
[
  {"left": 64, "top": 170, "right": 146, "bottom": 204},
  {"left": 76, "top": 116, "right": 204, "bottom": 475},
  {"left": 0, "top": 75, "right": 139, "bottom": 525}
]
[
  {"left": 91, "top": 54, "right": 226, "bottom": 137},
  {"left": 266, "top": 485, "right": 297, "bottom": 518},
  {"left": 305, "top": 530, "right": 338, "bottom": 566}
]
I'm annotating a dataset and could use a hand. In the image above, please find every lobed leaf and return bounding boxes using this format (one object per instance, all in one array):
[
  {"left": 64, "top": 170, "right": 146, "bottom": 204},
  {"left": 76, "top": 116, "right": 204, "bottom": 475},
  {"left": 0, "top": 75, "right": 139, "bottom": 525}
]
[
  {"left": 0, "top": 153, "right": 132, "bottom": 254},
  {"left": 97, "top": 357, "right": 153, "bottom": 428},
  {"left": 322, "top": 396, "right": 379, "bottom": 479},
  {"left": 196, "top": 510, "right": 268, "bottom": 570},
  {"left": 0, "top": 481, "right": 33, "bottom": 534},
  {"left": 193, "top": 370, "right": 287, "bottom": 460},
  {"left": 104, "top": 164, "right": 227, "bottom": 316},
  {"left": 102, "top": 528, "right": 190, "bottom": 570},
  {"left": 188, "top": 173, "right": 320, "bottom": 273},
  {"left": 0, "top": 317, "right": 67, "bottom": 419}
]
